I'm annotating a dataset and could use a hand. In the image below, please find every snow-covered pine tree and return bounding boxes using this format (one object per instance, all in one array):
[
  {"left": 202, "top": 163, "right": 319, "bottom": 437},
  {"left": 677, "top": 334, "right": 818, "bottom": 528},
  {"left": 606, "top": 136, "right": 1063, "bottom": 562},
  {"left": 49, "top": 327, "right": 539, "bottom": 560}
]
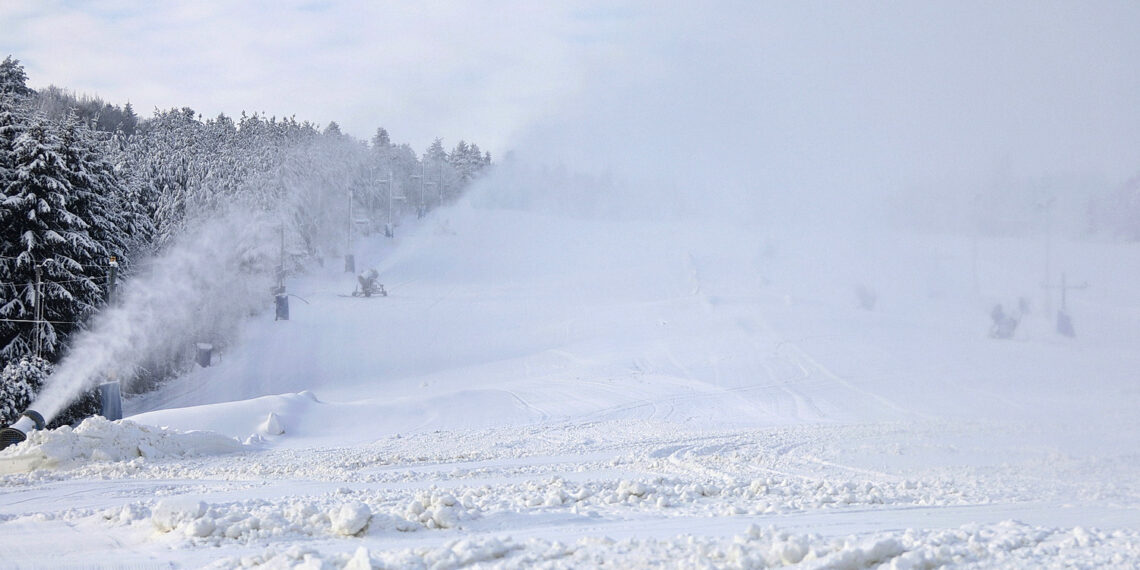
[
  {"left": 449, "top": 140, "right": 490, "bottom": 185},
  {"left": 371, "top": 127, "right": 390, "bottom": 149},
  {"left": 57, "top": 112, "right": 142, "bottom": 269},
  {"left": 425, "top": 138, "right": 447, "bottom": 163},
  {"left": 120, "top": 102, "right": 138, "bottom": 137},
  {"left": 449, "top": 140, "right": 472, "bottom": 182},
  {"left": 0, "top": 56, "right": 32, "bottom": 97},
  {"left": 389, "top": 142, "right": 421, "bottom": 200},
  {"left": 0, "top": 355, "right": 49, "bottom": 426},
  {"left": 117, "top": 107, "right": 207, "bottom": 247},
  {"left": 0, "top": 113, "right": 116, "bottom": 361}
]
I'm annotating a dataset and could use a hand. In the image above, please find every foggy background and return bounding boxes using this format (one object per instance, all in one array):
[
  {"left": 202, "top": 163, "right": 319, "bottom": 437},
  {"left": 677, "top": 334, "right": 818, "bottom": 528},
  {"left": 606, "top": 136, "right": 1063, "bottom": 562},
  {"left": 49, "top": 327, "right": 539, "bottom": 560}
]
[
  {"left": 6, "top": 1, "right": 1140, "bottom": 419},
  {"left": 5, "top": 2, "right": 1138, "bottom": 200},
  {"left": 504, "top": 2, "right": 1140, "bottom": 234}
]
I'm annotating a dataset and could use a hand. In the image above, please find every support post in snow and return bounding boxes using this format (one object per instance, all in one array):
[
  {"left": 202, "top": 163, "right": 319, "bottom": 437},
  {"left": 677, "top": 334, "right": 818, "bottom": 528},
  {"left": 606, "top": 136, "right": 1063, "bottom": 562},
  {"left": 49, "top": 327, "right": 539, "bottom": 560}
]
[
  {"left": 107, "top": 255, "right": 118, "bottom": 304},
  {"left": 411, "top": 163, "right": 426, "bottom": 219},
  {"left": 98, "top": 381, "right": 122, "bottom": 421},
  {"left": 275, "top": 293, "right": 289, "bottom": 321},
  {"left": 195, "top": 343, "right": 213, "bottom": 367},
  {"left": 345, "top": 188, "right": 355, "bottom": 272},
  {"left": 385, "top": 168, "right": 394, "bottom": 238},
  {"left": 278, "top": 225, "right": 286, "bottom": 290},
  {"left": 1053, "top": 272, "right": 1089, "bottom": 338},
  {"left": 33, "top": 263, "right": 43, "bottom": 359}
]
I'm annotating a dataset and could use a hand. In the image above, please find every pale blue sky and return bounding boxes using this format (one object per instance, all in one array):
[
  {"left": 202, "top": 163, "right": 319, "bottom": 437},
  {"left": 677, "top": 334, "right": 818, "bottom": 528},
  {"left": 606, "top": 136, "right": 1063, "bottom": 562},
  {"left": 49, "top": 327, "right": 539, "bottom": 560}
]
[{"left": 3, "top": 1, "right": 1140, "bottom": 194}]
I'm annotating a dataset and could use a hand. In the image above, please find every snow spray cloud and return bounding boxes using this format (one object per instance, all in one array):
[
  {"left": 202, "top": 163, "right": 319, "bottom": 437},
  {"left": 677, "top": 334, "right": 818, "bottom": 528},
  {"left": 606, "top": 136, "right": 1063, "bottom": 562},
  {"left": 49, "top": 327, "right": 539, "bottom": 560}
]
[
  {"left": 482, "top": 3, "right": 1139, "bottom": 235},
  {"left": 452, "top": 2, "right": 1140, "bottom": 324},
  {"left": 31, "top": 209, "right": 280, "bottom": 423}
]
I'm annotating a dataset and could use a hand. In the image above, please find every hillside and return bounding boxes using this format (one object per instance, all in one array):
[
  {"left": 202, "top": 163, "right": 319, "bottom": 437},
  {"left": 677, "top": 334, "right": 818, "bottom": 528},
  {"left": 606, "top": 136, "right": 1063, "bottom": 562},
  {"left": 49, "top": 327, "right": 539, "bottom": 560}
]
[{"left": 2, "top": 179, "right": 1138, "bottom": 568}]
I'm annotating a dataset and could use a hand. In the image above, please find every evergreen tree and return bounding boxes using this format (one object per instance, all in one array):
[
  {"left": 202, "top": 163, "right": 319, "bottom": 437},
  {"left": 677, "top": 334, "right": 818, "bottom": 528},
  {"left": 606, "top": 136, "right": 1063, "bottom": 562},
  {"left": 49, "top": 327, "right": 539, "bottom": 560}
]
[
  {"left": 425, "top": 138, "right": 447, "bottom": 162},
  {"left": 0, "top": 114, "right": 118, "bottom": 360},
  {"left": 120, "top": 102, "right": 137, "bottom": 137},
  {"left": 0, "top": 355, "right": 49, "bottom": 426},
  {"left": 0, "top": 56, "right": 31, "bottom": 97},
  {"left": 57, "top": 112, "right": 142, "bottom": 265},
  {"left": 371, "top": 127, "right": 390, "bottom": 149},
  {"left": 450, "top": 140, "right": 490, "bottom": 183},
  {"left": 118, "top": 107, "right": 207, "bottom": 246}
]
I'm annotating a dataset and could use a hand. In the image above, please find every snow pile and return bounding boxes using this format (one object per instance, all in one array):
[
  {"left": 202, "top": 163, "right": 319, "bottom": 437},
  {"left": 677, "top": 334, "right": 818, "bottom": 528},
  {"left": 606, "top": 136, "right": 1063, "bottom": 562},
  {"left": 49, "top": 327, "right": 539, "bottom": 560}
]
[
  {"left": 329, "top": 501, "right": 372, "bottom": 536},
  {"left": 103, "top": 497, "right": 380, "bottom": 544},
  {"left": 91, "top": 489, "right": 482, "bottom": 548},
  {"left": 335, "top": 475, "right": 978, "bottom": 520},
  {"left": 402, "top": 490, "right": 479, "bottom": 530},
  {"left": 0, "top": 417, "right": 244, "bottom": 473},
  {"left": 197, "top": 521, "right": 1140, "bottom": 569}
]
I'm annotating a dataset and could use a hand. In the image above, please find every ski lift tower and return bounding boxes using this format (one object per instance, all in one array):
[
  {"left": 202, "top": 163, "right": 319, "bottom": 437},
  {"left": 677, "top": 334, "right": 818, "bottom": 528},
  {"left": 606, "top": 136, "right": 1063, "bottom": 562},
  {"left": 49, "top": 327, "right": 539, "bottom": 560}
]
[
  {"left": 411, "top": 162, "right": 436, "bottom": 218},
  {"left": 438, "top": 162, "right": 445, "bottom": 207},
  {"left": 410, "top": 162, "right": 426, "bottom": 218},
  {"left": 1038, "top": 194, "right": 1057, "bottom": 315},
  {"left": 1053, "top": 272, "right": 1089, "bottom": 337},
  {"left": 384, "top": 169, "right": 396, "bottom": 238},
  {"left": 345, "top": 188, "right": 355, "bottom": 273}
]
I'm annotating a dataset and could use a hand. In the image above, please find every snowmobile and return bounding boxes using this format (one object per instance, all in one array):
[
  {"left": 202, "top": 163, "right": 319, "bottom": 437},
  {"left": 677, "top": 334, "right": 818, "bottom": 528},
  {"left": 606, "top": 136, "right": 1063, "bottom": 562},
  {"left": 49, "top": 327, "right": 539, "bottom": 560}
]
[
  {"left": 988, "top": 303, "right": 1019, "bottom": 339},
  {"left": 351, "top": 269, "right": 387, "bottom": 298}
]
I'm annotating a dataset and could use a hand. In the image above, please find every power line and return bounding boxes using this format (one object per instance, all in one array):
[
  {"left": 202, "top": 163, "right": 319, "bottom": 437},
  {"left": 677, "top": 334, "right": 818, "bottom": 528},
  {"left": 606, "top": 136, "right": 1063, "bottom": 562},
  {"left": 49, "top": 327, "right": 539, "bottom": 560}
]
[
  {"left": 0, "top": 253, "right": 117, "bottom": 268},
  {"left": 0, "top": 318, "right": 83, "bottom": 325},
  {"left": 0, "top": 277, "right": 109, "bottom": 287}
]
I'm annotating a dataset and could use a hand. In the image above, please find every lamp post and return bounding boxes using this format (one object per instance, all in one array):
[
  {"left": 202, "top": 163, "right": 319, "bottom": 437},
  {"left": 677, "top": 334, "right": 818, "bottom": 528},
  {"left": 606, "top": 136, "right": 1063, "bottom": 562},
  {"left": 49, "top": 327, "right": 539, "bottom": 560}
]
[
  {"left": 411, "top": 161, "right": 427, "bottom": 218},
  {"left": 380, "top": 168, "right": 394, "bottom": 237},
  {"left": 345, "top": 188, "right": 355, "bottom": 273},
  {"left": 1053, "top": 272, "right": 1089, "bottom": 337},
  {"left": 33, "top": 263, "right": 43, "bottom": 358},
  {"left": 1039, "top": 194, "right": 1056, "bottom": 315},
  {"left": 107, "top": 255, "right": 118, "bottom": 305}
]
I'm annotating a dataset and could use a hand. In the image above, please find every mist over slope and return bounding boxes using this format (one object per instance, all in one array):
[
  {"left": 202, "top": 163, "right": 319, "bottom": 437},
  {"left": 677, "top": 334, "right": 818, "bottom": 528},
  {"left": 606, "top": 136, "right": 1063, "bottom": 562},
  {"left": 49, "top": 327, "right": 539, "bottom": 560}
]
[{"left": 123, "top": 157, "right": 1140, "bottom": 454}]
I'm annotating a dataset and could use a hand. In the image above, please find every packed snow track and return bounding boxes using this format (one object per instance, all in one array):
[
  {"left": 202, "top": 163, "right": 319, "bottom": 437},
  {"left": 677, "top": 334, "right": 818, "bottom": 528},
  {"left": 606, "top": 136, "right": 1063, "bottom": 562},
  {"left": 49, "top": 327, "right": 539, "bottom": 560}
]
[{"left": 2, "top": 205, "right": 1138, "bottom": 568}]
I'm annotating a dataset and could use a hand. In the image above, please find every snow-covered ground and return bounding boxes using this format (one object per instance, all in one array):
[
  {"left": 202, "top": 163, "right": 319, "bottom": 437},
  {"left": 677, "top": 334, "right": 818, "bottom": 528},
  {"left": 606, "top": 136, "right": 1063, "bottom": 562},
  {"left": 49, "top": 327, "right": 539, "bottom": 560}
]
[{"left": 2, "top": 185, "right": 1139, "bottom": 568}]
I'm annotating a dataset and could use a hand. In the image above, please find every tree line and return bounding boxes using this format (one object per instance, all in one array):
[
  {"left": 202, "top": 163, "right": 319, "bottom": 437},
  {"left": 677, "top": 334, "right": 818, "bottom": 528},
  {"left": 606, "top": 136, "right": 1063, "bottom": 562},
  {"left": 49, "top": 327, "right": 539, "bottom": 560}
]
[{"left": 0, "top": 56, "right": 491, "bottom": 426}]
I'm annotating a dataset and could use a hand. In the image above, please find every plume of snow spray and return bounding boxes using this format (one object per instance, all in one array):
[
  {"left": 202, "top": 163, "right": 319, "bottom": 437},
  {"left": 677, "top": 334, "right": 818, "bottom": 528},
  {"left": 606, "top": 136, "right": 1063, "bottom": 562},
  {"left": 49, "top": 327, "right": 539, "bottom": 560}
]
[{"left": 31, "top": 209, "right": 280, "bottom": 424}]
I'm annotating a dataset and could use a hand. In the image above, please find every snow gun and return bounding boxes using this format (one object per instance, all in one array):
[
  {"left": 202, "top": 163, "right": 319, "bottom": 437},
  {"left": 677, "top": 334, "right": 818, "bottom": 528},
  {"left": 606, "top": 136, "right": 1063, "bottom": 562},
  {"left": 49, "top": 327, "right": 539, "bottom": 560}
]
[{"left": 0, "top": 410, "right": 45, "bottom": 451}]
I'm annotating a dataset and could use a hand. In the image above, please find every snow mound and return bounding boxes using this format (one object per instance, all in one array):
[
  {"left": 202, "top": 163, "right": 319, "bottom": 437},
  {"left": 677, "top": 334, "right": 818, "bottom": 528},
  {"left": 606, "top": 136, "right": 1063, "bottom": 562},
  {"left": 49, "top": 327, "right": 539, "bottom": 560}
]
[
  {"left": 88, "top": 490, "right": 474, "bottom": 549},
  {"left": 199, "top": 521, "right": 1140, "bottom": 569},
  {"left": 0, "top": 416, "right": 244, "bottom": 473},
  {"left": 260, "top": 412, "right": 285, "bottom": 436}
]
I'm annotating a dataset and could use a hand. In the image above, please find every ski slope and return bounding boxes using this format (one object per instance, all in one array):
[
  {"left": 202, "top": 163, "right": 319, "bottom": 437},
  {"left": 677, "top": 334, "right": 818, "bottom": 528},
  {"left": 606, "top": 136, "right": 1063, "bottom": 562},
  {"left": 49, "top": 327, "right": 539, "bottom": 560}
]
[{"left": 2, "top": 185, "right": 1139, "bottom": 568}]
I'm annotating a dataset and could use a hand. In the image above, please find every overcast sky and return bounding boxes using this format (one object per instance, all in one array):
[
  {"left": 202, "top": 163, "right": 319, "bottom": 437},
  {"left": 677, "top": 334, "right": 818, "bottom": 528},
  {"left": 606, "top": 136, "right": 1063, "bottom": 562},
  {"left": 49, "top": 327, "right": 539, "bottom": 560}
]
[{"left": 3, "top": 1, "right": 1139, "bottom": 195}]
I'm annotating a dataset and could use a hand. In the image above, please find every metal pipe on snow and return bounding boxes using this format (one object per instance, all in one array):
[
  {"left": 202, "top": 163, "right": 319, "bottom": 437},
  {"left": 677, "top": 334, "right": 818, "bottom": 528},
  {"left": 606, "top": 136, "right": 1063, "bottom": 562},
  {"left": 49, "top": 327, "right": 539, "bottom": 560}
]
[{"left": 0, "top": 410, "right": 46, "bottom": 451}]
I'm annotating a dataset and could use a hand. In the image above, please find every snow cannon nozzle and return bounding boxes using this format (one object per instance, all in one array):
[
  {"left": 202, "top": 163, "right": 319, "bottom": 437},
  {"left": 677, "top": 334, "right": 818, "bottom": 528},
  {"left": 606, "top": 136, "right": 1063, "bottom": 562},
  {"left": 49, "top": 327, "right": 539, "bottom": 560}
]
[{"left": 0, "top": 410, "right": 45, "bottom": 451}]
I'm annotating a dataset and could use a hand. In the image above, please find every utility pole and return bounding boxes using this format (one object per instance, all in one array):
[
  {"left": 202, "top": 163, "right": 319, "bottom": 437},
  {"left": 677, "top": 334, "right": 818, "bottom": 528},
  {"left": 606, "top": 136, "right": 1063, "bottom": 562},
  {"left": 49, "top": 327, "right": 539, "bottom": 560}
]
[
  {"left": 277, "top": 224, "right": 286, "bottom": 292},
  {"left": 345, "top": 188, "right": 355, "bottom": 273},
  {"left": 1054, "top": 272, "right": 1089, "bottom": 338},
  {"left": 438, "top": 162, "right": 445, "bottom": 207},
  {"left": 33, "top": 263, "right": 43, "bottom": 358},
  {"left": 275, "top": 224, "right": 289, "bottom": 321},
  {"left": 107, "top": 255, "right": 118, "bottom": 304},
  {"left": 411, "top": 161, "right": 426, "bottom": 218},
  {"left": 1040, "top": 195, "right": 1056, "bottom": 316},
  {"left": 377, "top": 169, "right": 394, "bottom": 238}
]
